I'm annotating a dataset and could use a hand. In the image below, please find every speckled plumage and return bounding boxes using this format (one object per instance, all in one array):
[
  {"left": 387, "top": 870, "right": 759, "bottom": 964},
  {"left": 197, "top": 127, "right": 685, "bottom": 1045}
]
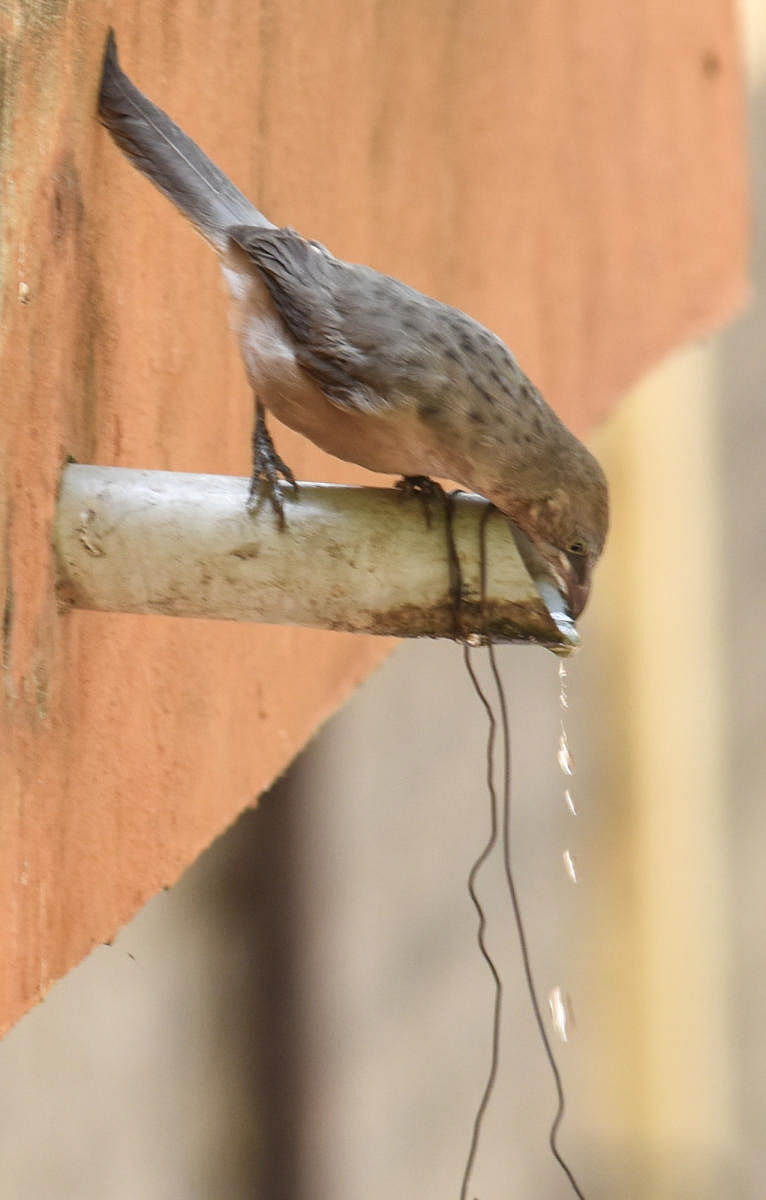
[{"left": 99, "top": 31, "right": 608, "bottom": 618}]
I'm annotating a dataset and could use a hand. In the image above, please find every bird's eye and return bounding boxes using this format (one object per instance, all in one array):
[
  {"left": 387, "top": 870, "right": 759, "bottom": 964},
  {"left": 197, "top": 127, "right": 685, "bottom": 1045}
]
[{"left": 568, "top": 539, "right": 587, "bottom": 556}]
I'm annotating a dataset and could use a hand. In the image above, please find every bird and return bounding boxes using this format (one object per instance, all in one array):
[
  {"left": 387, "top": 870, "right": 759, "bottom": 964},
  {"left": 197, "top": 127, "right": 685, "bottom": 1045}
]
[{"left": 98, "top": 29, "right": 608, "bottom": 619}]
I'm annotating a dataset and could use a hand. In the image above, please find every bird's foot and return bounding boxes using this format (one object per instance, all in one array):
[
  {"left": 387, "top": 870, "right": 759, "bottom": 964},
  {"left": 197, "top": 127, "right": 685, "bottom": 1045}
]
[
  {"left": 247, "top": 405, "right": 298, "bottom": 528},
  {"left": 394, "top": 475, "right": 445, "bottom": 527}
]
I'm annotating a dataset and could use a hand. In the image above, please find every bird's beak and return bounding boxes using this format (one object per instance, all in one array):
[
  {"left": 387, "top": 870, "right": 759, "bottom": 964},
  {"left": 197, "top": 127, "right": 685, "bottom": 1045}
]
[
  {"left": 506, "top": 521, "right": 594, "bottom": 623},
  {"left": 566, "top": 575, "right": 590, "bottom": 620},
  {"left": 507, "top": 523, "right": 574, "bottom": 620},
  {"left": 561, "top": 555, "right": 592, "bottom": 620}
]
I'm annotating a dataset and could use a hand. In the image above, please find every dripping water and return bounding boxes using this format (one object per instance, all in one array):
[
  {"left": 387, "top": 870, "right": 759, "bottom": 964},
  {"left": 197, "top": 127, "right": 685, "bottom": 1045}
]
[
  {"left": 558, "top": 662, "right": 579, "bottom": 889},
  {"left": 558, "top": 728, "right": 574, "bottom": 777},
  {"left": 559, "top": 660, "right": 569, "bottom": 709},
  {"left": 558, "top": 662, "right": 574, "bottom": 779},
  {"left": 447, "top": 498, "right": 587, "bottom": 1200},
  {"left": 548, "top": 985, "right": 571, "bottom": 1043},
  {"left": 563, "top": 848, "right": 579, "bottom": 884}
]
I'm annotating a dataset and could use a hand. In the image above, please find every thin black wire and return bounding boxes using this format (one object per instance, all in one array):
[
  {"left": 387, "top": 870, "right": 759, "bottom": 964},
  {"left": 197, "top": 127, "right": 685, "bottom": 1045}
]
[
  {"left": 458, "top": 642, "right": 503, "bottom": 1200},
  {"left": 440, "top": 491, "right": 500, "bottom": 1200},
  {"left": 450, "top": 498, "right": 586, "bottom": 1200}
]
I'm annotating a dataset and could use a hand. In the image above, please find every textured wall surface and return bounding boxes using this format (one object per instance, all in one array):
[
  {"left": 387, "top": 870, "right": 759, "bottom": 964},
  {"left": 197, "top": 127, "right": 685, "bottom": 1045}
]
[{"left": 0, "top": 0, "right": 748, "bottom": 1034}]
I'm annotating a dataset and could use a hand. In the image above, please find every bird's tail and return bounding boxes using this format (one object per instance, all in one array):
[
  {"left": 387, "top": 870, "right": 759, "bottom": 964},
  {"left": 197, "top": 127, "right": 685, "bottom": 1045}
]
[{"left": 98, "top": 29, "right": 271, "bottom": 250}]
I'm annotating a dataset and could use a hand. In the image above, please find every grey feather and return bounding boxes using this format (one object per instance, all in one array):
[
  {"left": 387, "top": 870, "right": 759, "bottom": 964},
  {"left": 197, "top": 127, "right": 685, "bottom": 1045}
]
[
  {"left": 98, "top": 30, "right": 270, "bottom": 250},
  {"left": 228, "top": 225, "right": 504, "bottom": 417}
]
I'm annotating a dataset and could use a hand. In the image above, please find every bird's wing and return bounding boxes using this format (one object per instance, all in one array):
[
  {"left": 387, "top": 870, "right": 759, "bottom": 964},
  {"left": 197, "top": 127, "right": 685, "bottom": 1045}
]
[{"left": 228, "top": 226, "right": 454, "bottom": 414}]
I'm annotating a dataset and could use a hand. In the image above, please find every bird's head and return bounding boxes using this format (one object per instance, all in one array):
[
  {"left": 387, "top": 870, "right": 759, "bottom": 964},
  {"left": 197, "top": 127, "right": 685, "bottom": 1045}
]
[
  {"left": 494, "top": 444, "right": 609, "bottom": 621},
  {"left": 438, "top": 327, "right": 609, "bottom": 621}
]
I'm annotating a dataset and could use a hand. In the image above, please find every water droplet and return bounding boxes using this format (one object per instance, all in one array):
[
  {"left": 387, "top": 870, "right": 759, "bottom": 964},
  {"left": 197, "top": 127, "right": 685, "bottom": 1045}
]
[
  {"left": 558, "top": 661, "right": 569, "bottom": 709},
  {"left": 564, "top": 788, "right": 577, "bottom": 816},
  {"left": 557, "top": 729, "right": 574, "bottom": 776},
  {"left": 563, "top": 849, "right": 578, "bottom": 883},
  {"left": 548, "top": 986, "right": 569, "bottom": 1042}
]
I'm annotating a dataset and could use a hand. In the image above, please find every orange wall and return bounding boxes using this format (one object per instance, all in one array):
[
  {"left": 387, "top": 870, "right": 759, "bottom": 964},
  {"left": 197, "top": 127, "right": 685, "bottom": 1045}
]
[{"left": 0, "top": 0, "right": 747, "bottom": 1034}]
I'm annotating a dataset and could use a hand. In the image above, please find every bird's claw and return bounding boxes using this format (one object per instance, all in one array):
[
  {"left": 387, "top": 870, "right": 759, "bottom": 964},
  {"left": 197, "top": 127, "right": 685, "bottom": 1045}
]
[
  {"left": 247, "top": 405, "right": 298, "bottom": 528},
  {"left": 394, "top": 475, "right": 445, "bottom": 527}
]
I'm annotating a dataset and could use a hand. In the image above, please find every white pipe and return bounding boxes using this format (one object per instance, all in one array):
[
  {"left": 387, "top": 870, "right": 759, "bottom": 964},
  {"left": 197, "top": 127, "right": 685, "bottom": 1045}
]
[{"left": 54, "top": 465, "right": 578, "bottom": 651}]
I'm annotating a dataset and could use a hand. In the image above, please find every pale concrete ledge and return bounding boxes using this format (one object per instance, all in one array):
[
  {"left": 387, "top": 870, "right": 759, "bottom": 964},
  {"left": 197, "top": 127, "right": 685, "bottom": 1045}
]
[{"left": 55, "top": 465, "right": 578, "bottom": 652}]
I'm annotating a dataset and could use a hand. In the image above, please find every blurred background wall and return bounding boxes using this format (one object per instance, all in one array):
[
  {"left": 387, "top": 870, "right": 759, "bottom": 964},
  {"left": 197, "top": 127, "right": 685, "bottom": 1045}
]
[{"left": 1, "top": 3, "right": 764, "bottom": 1198}]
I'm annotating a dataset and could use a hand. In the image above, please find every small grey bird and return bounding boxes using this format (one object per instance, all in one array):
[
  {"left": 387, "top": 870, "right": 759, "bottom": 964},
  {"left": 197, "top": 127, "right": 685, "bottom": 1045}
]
[{"left": 98, "top": 30, "right": 608, "bottom": 618}]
